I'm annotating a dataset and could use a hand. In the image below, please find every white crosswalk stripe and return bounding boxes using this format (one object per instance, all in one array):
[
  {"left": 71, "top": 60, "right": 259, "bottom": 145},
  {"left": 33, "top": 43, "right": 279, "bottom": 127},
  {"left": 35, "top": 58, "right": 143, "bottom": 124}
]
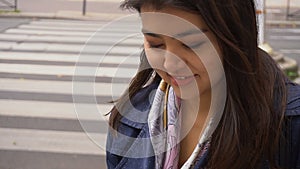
[
  {"left": 0, "top": 52, "right": 140, "bottom": 64},
  {"left": 0, "top": 128, "right": 106, "bottom": 155},
  {"left": 0, "top": 100, "right": 111, "bottom": 120},
  {"left": 0, "top": 18, "right": 143, "bottom": 169},
  {"left": 0, "top": 63, "right": 137, "bottom": 77},
  {"left": 268, "top": 28, "right": 300, "bottom": 34},
  {"left": 0, "top": 33, "right": 143, "bottom": 44},
  {"left": 0, "top": 78, "right": 129, "bottom": 96}
]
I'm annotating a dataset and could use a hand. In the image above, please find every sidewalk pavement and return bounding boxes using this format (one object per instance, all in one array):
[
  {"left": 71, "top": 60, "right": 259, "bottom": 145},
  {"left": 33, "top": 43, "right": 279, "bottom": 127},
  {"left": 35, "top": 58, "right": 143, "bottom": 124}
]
[{"left": 0, "top": 0, "right": 131, "bottom": 21}]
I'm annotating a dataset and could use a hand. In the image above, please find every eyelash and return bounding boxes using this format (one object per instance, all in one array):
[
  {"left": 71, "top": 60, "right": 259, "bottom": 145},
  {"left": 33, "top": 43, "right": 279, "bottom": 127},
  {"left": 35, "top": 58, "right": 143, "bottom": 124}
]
[
  {"left": 149, "top": 41, "right": 205, "bottom": 49},
  {"left": 149, "top": 44, "right": 164, "bottom": 48}
]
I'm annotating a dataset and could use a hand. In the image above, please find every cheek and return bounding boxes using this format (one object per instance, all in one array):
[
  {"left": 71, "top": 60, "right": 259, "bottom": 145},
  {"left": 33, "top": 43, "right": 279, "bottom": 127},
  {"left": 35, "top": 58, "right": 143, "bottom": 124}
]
[
  {"left": 195, "top": 43, "right": 223, "bottom": 87},
  {"left": 205, "top": 33, "right": 223, "bottom": 61},
  {"left": 144, "top": 48, "right": 165, "bottom": 71}
]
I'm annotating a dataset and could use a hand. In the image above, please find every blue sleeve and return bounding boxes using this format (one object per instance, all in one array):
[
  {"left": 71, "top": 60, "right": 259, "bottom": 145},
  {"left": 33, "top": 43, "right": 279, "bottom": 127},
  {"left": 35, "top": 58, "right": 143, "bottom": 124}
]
[
  {"left": 106, "top": 151, "right": 122, "bottom": 169},
  {"left": 279, "top": 82, "right": 300, "bottom": 168},
  {"left": 106, "top": 82, "right": 159, "bottom": 169},
  {"left": 106, "top": 151, "right": 155, "bottom": 169},
  {"left": 289, "top": 115, "right": 300, "bottom": 168},
  {"left": 106, "top": 124, "right": 156, "bottom": 169}
]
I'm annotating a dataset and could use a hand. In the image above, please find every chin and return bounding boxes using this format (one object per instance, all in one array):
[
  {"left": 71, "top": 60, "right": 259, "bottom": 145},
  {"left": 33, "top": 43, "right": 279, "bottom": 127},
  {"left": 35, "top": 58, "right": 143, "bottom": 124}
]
[{"left": 172, "top": 84, "right": 201, "bottom": 100}]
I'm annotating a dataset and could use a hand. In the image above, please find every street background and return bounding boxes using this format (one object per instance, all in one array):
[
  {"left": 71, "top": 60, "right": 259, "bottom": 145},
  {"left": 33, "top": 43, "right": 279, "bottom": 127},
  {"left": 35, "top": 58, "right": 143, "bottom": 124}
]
[{"left": 0, "top": 0, "right": 300, "bottom": 169}]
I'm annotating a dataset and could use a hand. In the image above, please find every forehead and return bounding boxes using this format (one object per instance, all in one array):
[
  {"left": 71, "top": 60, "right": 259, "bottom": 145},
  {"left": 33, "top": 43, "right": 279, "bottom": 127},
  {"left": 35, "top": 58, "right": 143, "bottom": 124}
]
[{"left": 140, "top": 6, "right": 207, "bottom": 36}]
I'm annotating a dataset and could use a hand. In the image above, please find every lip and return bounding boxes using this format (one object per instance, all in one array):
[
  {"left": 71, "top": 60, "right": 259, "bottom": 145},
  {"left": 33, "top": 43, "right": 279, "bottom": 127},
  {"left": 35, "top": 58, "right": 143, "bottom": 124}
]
[{"left": 168, "top": 74, "right": 198, "bottom": 86}]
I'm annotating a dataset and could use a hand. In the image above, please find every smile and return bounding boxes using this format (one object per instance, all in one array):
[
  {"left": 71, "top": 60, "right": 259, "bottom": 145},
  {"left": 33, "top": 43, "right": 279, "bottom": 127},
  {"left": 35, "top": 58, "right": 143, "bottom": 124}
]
[{"left": 169, "top": 74, "right": 199, "bottom": 86}]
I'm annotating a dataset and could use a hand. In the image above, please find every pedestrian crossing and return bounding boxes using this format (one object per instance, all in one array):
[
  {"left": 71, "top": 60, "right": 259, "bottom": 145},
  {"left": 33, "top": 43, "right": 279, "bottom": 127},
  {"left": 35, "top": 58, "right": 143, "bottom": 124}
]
[{"left": 0, "top": 18, "right": 143, "bottom": 169}]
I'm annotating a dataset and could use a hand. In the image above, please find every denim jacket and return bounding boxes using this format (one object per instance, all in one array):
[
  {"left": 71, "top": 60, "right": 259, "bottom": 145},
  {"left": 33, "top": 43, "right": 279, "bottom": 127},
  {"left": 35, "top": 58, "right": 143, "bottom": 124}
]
[{"left": 106, "top": 81, "right": 300, "bottom": 169}]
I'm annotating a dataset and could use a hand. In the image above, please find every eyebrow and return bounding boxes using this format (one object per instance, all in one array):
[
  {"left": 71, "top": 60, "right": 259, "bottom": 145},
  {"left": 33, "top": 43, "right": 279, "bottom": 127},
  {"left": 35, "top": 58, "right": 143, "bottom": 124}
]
[{"left": 142, "top": 28, "right": 208, "bottom": 38}]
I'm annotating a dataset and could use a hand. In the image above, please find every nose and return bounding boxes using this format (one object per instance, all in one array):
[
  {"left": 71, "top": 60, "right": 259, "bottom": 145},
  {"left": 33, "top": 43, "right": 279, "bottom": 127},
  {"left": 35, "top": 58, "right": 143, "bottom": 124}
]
[{"left": 163, "top": 45, "right": 187, "bottom": 74}]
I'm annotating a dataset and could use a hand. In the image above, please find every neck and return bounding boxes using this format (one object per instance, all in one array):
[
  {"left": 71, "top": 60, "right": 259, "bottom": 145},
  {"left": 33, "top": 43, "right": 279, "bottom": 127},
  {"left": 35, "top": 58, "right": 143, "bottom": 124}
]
[
  {"left": 178, "top": 89, "right": 212, "bottom": 167},
  {"left": 180, "top": 89, "right": 211, "bottom": 138}
]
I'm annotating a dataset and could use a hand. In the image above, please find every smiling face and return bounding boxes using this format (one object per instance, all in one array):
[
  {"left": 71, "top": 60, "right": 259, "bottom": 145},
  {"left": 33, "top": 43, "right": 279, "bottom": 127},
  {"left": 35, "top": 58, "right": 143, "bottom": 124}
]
[{"left": 141, "top": 6, "right": 223, "bottom": 100}]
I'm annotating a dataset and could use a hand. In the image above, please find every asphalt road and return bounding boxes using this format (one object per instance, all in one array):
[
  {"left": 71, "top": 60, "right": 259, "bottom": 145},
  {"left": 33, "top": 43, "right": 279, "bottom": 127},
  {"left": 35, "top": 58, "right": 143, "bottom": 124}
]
[
  {"left": 0, "top": 18, "right": 32, "bottom": 33},
  {"left": 265, "top": 26, "right": 300, "bottom": 67}
]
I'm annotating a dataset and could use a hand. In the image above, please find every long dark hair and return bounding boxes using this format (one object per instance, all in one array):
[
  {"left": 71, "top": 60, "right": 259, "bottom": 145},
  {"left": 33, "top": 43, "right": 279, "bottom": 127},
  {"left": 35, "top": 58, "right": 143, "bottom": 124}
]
[{"left": 109, "top": 0, "right": 287, "bottom": 168}]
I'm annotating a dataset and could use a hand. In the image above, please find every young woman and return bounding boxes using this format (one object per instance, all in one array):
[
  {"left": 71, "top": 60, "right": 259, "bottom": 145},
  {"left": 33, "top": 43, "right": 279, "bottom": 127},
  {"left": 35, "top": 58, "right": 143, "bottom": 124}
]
[{"left": 106, "top": 0, "right": 300, "bottom": 168}]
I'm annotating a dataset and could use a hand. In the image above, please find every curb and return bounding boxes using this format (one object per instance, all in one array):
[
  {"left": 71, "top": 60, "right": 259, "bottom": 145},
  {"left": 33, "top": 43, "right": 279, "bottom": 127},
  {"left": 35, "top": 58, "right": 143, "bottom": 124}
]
[
  {"left": 0, "top": 13, "right": 81, "bottom": 21},
  {"left": 0, "top": 12, "right": 129, "bottom": 21}
]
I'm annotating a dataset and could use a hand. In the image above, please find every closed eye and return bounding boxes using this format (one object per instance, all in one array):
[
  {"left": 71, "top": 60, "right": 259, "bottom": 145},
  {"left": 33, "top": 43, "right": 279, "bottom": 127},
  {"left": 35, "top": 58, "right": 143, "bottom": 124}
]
[
  {"left": 149, "top": 44, "right": 164, "bottom": 49},
  {"left": 183, "top": 41, "right": 205, "bottom": 49}
]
